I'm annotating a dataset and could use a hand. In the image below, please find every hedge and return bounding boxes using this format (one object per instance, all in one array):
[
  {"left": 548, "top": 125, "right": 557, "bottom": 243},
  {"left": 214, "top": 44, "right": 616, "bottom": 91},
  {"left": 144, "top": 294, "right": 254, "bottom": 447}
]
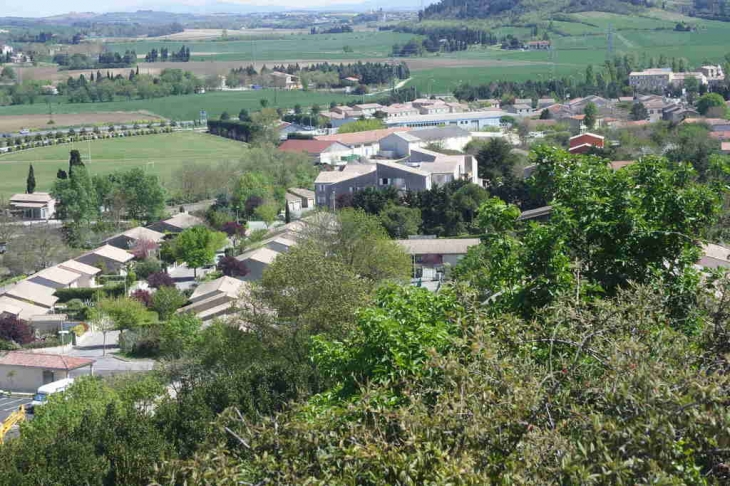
[{"left": 54, "top": 283, "right": 126, "bottom": 303}]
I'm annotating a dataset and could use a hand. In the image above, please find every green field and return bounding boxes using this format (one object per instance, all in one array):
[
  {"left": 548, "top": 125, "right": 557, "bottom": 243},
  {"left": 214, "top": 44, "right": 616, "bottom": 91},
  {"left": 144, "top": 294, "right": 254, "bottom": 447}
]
[
  {"left": 0, "top": 132, "right": 247, "bottom": 198},
  {"left": 105, "top": 31, "right": 417, "bottom": 62},
  {"left": 0, "top": 89, "right": 362, "bottom": 121}
]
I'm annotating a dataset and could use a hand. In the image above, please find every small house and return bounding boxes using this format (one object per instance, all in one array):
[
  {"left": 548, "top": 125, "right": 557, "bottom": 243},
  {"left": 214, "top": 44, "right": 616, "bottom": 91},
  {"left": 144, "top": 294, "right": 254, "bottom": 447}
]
[
  {"left": 569, "top": 132, "right": 605, "bottom": 154},
  {"left": 396, "top": 238, "right": 481, "bottom": 280},
  {"left": 278, "top": 139, "right": 353, "bottom": 165},
  {"left": 9, "top": 193, "right": 56, "bottom": 221},
  {"left": 147, "top": 212, "right": 203, "bottom": 234},
  {"left": 179, "top": 276, "right": 248, "bottom": 322},
  {"left": 75, "top": 245, "right": 134, "bottom": 275},
  {"left": 0, "top": 352, "right": 94, "bottom": 393},
  {"left": 27, "top": 266, "right": 81, "bottom": 289},
  {"left": 58, "top": 260, "right": 101, "bottom": 288}
]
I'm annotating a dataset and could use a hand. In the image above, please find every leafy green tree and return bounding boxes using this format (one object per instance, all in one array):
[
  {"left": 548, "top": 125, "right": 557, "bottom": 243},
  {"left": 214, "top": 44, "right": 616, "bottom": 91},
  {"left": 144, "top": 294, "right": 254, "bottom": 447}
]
[
  {"left": 583, "top": 101, "right": 598, "bottom": 129},
  {"left": 379, "top": 203, "right": 421, "bottom": 238},
  {"left": 172, "top": 226, "right": 227, "bottom": 277},
  {"left": 456, "top": 147, "right": 724, "bottom": 320},
  {"left": 94, "top": 296, "right": 157, "bottom": 332},
  {"left": 665, "top": 123, "right": 719, "bottom": 179},
  {"left": 254, "top": 202, "right": 279, "bottom": 227},
  {"left": 26, "top": 164, "right": 35, "bottom": 194},
  {"left": 696, "top": 92, "right": 726, "bottom": 116},
  {"left": 352, "top": 186, "right": 399, "bottom": 215},
  {"left": 232, "top": 172, "right": 272, "bottom": 214},
  {"left": 110, "top": 168, "right": 166, "bottom": 221},
  {"left": 220, "top": 111, "right": 230, "bottom": 121},
  {"left": 158, "top": 312, "right": 201, "bottom": 357},
  {"left": 151, "top": 286, "right": 188, "bottom": 320},
  {"left": 629, "top": 102, "right": 648, "bottom": 121}
]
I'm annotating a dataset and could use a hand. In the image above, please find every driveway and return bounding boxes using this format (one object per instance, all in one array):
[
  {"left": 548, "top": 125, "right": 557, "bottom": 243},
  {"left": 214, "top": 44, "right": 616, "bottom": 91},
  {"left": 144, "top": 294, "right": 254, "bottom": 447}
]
[{"left": 68, "top": 331, "right": 155, "bottom": 378}]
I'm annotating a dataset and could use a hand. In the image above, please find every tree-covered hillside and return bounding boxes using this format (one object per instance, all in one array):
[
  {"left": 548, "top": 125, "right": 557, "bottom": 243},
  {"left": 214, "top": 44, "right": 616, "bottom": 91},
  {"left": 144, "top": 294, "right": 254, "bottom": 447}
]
[{"left": 422, "top": 0, "right": 654, "bottom": 19}]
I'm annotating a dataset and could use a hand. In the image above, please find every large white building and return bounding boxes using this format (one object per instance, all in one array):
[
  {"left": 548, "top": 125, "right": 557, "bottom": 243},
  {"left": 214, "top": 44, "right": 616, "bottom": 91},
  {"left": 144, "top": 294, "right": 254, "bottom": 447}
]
[{"left": 628, "top": 67, "right": 720, "bottom": 92}]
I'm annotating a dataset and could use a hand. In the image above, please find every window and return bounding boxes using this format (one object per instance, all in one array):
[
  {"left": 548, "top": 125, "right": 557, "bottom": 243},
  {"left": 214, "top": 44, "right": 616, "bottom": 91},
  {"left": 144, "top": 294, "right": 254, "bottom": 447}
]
[{"left": 380, "top": 178, "right": 390, "bottom": 186}]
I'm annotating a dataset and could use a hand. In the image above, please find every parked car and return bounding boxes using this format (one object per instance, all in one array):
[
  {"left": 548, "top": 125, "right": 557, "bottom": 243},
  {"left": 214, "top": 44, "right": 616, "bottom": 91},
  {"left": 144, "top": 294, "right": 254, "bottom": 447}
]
[{"left": 19, "top": 128, "right": 30, "bottom": 135}]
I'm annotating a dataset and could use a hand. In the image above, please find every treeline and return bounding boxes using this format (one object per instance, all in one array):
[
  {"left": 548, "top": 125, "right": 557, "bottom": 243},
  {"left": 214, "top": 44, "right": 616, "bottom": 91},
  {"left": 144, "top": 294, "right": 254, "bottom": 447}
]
[
  {"left": 144, "top": 46, "right": 191, "bottom": 62},
  {"left": 310, "top": 25, "right": 353, "bottom": 34},
  {"left": 298, "top": 61, "right": 410, "bottom": 85},
  {"left": 421, "top": 0, "right": 523, "bottom": 19},
  {"left": 55, "top": 69, "right": 201, "bottom": 103},
  {"left": 383, "top": 24, "right": 498, "bottom": 49},
  {"left": 207, "top": 119, "right": 268, "bottom": 143},
  {"left": 53, "top": 50, "right": 136, "bottom": 70}
]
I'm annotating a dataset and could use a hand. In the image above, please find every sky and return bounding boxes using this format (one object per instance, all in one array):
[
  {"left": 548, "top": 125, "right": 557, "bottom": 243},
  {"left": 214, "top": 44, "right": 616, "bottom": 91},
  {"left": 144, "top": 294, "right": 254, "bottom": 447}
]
[{"left": 4, "top": 0, "right": 425, "bottom": 17}]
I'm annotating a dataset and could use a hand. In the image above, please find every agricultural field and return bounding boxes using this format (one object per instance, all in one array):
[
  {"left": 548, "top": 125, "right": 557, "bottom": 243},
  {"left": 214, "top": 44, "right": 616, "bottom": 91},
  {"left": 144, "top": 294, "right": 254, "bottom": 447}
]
[
  {"left": 0, "top": 112, "right": 163, "bottom": 133},
  {"left": 0, "top": 132, "right": 246, "bottom": 198},
  {"left": 0, "top": 89, "right": 359, "bottom": 121},
  {"left": 104, "top": 31, "right": 417, "bottom": 62}
]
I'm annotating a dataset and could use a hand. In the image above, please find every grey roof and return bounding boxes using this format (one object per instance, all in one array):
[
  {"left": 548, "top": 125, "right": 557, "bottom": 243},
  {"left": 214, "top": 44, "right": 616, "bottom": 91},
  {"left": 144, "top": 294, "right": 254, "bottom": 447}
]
[
  {"left": 314, "top": 164, "right": 376, "bottom": 184},
  {"left": 518, "top": 206, "right": 553, "bottom": 221},
  {"left": 406, "top": 126, "right": 471, "bottom": 142},
  {"left": 396, "top": 238, "right": 480, "bottom": 255}
]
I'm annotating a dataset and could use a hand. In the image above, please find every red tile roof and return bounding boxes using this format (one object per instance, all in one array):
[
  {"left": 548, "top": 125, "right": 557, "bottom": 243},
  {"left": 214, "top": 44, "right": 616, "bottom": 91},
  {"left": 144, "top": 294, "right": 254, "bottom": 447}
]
[
  {"left": 278, "top": 139, "right": 339, "bottom": 155},
  {"left": 0, "top": 351, "right": 94, "bottom": 370},
  {"left": 709, "top": 131, "right": 730, "bottom": 140},
  {"left": 315, "top": 127, "right": 410, "bottom": 146}
]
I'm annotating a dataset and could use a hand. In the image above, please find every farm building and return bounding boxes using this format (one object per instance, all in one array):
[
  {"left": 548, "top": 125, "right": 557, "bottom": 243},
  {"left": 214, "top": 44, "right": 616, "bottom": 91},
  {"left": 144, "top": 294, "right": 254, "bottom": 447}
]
[{"left": 9, "top": 193, "right": 56, "bottom": 221}]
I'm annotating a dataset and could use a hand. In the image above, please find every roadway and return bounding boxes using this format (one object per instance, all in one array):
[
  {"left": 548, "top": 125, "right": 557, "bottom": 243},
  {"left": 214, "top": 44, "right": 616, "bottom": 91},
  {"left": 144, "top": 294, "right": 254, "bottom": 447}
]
[{"left": 0, "top": 395, "right": 31, "bottom": 423}]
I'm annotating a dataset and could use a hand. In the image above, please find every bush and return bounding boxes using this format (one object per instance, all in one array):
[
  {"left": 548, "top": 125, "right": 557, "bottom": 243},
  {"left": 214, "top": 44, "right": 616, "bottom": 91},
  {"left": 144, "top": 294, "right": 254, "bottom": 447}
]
[
  {"left": 151, "top": 286, "right": 187, "bottom": 320},
  {"left": 119, "top": 328, "right": 160, "bottom": 357},
  {"left": 64, "top": 299, "right": 91, "bottom": 321},
  {"left": 22, "top": 336, "right": 62, "bottom": 349},
  {"left": 134, "top": 259, "right": 162, "bottom": 279},
  {"left": 0, "top": 317, "right": 33, "bottom": 345},
  {"left": 0, "top": 339, "right": 20, "bottom": 350},
  {"left": 131, "top": 289, "right": 152, "bottom": 307},
  {"left": 70, "top": 324, "right": 87, "bottom": 337},
  {"left": 147, "top": 271, "right": 175, "bottom": 289}
]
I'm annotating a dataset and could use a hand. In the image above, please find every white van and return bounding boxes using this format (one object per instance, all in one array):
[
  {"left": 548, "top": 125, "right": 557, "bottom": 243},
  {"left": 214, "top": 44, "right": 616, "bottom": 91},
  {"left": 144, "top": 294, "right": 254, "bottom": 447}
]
[{"left": 29, "top": 378, "right": 74, "bottom": 410}]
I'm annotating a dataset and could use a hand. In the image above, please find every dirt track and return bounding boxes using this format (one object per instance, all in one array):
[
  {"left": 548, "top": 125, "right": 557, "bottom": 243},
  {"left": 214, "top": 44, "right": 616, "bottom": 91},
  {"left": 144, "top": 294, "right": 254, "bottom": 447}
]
[{"left": 0, "top": 112, "right": 164, "bottom": 133}]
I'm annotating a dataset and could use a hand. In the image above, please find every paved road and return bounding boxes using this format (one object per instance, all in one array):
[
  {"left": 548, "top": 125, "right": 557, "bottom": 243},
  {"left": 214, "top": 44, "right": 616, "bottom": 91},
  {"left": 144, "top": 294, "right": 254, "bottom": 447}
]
[
  {"left": 68, "top": 331, "right": 155, "bottom": 378},
  {"left": 0, "top": 395, "right": 31, "bottom": 422}
]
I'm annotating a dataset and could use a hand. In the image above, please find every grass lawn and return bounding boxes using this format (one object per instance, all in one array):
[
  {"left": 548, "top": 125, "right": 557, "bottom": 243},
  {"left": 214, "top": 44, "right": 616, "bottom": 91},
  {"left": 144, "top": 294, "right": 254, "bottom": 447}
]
[
  {"left": 0, "top": 89, "right": 362, "bottom": 121},
  {"left": 0, "top": 132, "right": 247, "bottom": 199}
]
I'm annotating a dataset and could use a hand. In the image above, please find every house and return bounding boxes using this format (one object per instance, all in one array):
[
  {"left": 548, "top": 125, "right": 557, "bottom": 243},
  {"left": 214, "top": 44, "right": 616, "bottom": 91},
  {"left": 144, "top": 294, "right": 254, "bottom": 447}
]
[
  {"left": 278, "top": 122, "right": 321, "bottom": 140},
  {"left": 642, "top": 98, "right": 670, "bottom": 122},
  {"left": 75, "top": 245, "right": 134, "bottom": 274},
  {"left": 41, "top": 85, "right": 58, "bottom": 95},
  {"left": 2, "top": 280, "right": 59, "bottom": 309},
  {"left": 147, "top": 212, "right": 203, "bottom": 234},
  {"left": 629, "top": 68, "right": 673, "bottom": 91},
  {"left": 315, "top": 128, "right": 410, "bottom": 158},
  {"left": 662, "top": 105, "right": 698, "bottom": 123},
  {"left": 236, "top": 247, "right": 281, "bottom": 281},
  {"left": 0, "top": 352, "right": 94, "bottom": 392},
  {"left": 104, "top": 226, "right": 165, "bottom": 252},
  {"left": 412, "top": 99, "right": 450, "bottom": 115},
  {"left": 269, "top": 71, "right": 301, "bottom": 90},
  {"left": 405, "top": 149, "right": 479, "bottom": 185},
  {"left": 179, "top": 276, "right": 248, "bottom": 322},
  {"left": 314, "top": 164, "right": 378, "bottom": 208},
  {"left": 0, "top": 296, "right": 48, "bottom": 321},
  {"left": 507, "top": 104, "right": 533, "bottom": 116},
  {"left": 722, "top": 142, "right": 730, "bottom": 155},
  {"left": 27, "top": 266, "right": 81, "bottom": 290},
  {"left": 286, "top": 188, "right": 315, "bottom": 210},
  {"left": 379, "top": 126, "right": 472, "bottom": 158},
  {"left": 9, "top": 193, "right": 56, "bottom": 221},
  {"left": 699, "top": 243, "right": 730, "bottom": 269},
  {"left": 526, "top": 40, "right": 550, "bottom": 50},
  {"left": 266, "top": 236, "right": 296, "bottom": 253},
  {"left": 58, "top": 259, "right": 100, "bottom": 287},
  {"left": 537, "top": 98, "right": 556, "bottom": 109},
  {"left": 569, "top": 132, "right": 605, "bottom": 154},
  {"left": 380, "top": 103, "right": 420, "bottom": 119},
  {"left": 700, "top": 65, "right": 725, "bottom": 86},
  {"left": 396, "top": 238, "right": 481, "bottom": 279},
  {"left": 353, "top": 103, "right": 384, "bottom": 116},
  {"left": 0, "top": 44, "right": 13, "bottom": 56},
  {"left": 278, "top": 139, "right": 353, "bottom": 165}
]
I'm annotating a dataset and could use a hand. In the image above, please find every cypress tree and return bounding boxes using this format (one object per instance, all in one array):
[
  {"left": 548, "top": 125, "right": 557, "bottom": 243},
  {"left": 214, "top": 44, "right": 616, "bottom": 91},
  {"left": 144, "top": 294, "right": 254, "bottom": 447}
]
[
  {"left": 285, "top": 202, "right": 291, "bottom": 224},
  {"left": 68, "top": 149, "right": 84, "bottom": 175},
  {"left": 26, "top": 164, "right": 36, "bottom": 194}
]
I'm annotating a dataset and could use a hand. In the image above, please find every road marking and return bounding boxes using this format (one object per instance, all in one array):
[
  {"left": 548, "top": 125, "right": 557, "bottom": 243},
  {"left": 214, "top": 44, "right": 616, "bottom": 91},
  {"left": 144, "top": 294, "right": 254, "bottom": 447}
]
[{"left": 2, "top": 398, "right": 26, "bottom": 410}]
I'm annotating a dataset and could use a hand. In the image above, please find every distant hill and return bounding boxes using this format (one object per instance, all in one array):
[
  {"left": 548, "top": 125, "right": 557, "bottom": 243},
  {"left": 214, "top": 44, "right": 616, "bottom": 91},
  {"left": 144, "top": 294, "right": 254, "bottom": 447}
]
[{"left": 422, "top": 0, "right": 654, "bottom": 20}]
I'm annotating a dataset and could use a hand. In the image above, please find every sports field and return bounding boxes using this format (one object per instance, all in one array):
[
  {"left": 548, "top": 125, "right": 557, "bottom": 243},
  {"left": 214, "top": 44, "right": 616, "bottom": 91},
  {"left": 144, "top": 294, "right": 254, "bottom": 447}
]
[{"left": 0, "top": 132, "right": 246, "bottom": 198}]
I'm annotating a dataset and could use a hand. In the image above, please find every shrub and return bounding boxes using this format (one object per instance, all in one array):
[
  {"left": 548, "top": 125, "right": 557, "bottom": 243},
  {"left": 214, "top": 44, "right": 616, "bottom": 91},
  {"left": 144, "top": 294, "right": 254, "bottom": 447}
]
[
  {"left": 119, "top": 327, "right": 160, "bottom": 357},
  {"left": 131, "top": 289, "right": 152, "bottom": 307},
  {"left": 71, "top": 324, "right": 86, "bottom": 337},
  {"left": 147, "top": 271, "right": 175, "bottom": 289},
  {"left": 217, "top": 256, "right": 249, "bottom": 278},
  {"left": 151, "top": 286, "right": 187, "bottom": 320},
  {"left": 221, "top": 221, "right": 245, "bottom": 238},
  {"left": 0, "top": 339, "right": 20, "bottom": 350},
  {"left": 55, "top": 287, "right": 101, "bottom": 303},
  {"left": 0, "top": 317, "right": 33, "bottom": 345},
  {"left": 134, "top": 259, "right": 162, "bottom": 279}
]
